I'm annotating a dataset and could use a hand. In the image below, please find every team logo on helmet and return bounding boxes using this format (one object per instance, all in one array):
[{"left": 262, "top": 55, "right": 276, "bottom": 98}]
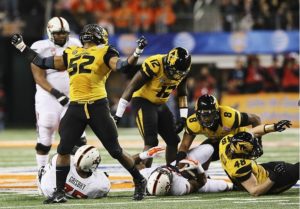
[{"left": 228, "top": 132, "right": 263, "bottom": 160}]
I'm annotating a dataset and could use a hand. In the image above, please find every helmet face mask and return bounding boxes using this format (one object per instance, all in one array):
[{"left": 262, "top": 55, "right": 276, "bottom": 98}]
[
  {"left": 146, "top": 167, "right": 173, "bottom": 196},
  {"left": 80, "top": 24, "right": 108, "bottom": 45},
  {"left": 163, "top": 47, "right": 191, "bottom": 81},
  {"left": 195, "top": 94, "right": 219, "bottom": 128},
  {"left": 47, "top": 17, "right": 70, "bottom": 46},
  {"left": 229, "top": 132, "right": 263, "bottom": 160},
  {"left": 74, "top": 145, "right": 101, "bottom": 173}
]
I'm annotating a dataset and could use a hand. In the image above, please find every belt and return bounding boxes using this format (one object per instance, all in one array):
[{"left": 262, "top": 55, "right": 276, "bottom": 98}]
[{"left": 69, "top": 98, "right": 107, "bottom": 119}]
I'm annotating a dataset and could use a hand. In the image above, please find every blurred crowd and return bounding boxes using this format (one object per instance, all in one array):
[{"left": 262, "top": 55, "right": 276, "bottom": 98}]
[{"left": 0, "top": 0, "right": 299, "bottom": 37}]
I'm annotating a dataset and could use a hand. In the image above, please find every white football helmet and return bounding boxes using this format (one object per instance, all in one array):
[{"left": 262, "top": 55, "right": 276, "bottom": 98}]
[
  {"left": 146, "top": 167, "right": 173, "bottom": 196},
  {"left": 46, "top": 17, "right": 70, "bottom": 43},
  {"left": 74, "top": 145, "right": 101, "bottom": 172}
]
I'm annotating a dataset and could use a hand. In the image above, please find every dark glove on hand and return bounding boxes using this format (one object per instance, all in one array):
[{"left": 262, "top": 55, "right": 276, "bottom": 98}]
[
  {"left": 11, "top": 34, "right": 26, "bottom": 52},
  {"left": 50, "top": 88, "right": 69, "bottom": 106},
  {"left": 274, "top": 120, "right": 291, "bottom": 132},
  {"left": 113, "top": 115, "right": 121, "bottom": 125},
  {"left": 136, "top": 36, "right": 148, "bottom": 50},
  {"left": 175, "top": 117, "right": 186, "bottom": 134},
  {"left": 268, "top": 162, "right": 286, "bottom": 182}
]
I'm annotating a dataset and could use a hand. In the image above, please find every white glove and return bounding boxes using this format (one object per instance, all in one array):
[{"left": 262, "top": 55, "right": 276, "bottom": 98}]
[{"left": 179, "top": 158, "right": 204, "bottom": 174}]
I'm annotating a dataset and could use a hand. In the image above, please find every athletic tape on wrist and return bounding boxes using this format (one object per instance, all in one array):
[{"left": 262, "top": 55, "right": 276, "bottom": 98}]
[
  {"left": 115, "top": 98, "right": 129, "bottom": 117},
  {"left": 180, "top": 108, "right": 188, "bottom": 118}
]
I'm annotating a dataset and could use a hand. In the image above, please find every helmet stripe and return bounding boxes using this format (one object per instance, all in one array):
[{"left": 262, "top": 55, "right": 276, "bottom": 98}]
[
  {"left": 152, "top": 172, "right": 163, "bottom": 195},
  {"left": 57, "top": 17, "right": 64, "bottom": 30},
  {"left": 76, "top": 145, "right": 95, "bottom": 168}
]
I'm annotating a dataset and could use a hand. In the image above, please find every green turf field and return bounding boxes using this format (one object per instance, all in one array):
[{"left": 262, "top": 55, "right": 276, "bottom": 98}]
[{"left": 0, "top": 128, "right": 299, "bottom": 209}]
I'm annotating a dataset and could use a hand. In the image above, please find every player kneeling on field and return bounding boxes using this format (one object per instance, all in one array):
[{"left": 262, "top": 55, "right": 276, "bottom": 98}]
[
  {"left": 38, "top": 145, "right": 110, "bottom": 199},
  {"left": 219, "top": 120, "right": 299, "bottom": 196}
]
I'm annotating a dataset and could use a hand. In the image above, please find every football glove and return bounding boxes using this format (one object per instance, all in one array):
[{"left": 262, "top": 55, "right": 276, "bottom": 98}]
[
  {"left": 134, "top": 36, "right": 147, "bottom": 57},
  {"left": 50, "top": 88, "right": 69, "bottom": 106},
  {"left": 11, "top": 34, "right": 26, "bottom": 52},
  {"left": 274, "top": 120, "right": 291, "bottom": 132},
  {"left": 175, "top": 117, "right": 186, "bottom": 134},
  {"left": 139, "top": 146, "right": 165, "bottom": 160},
  {"left": 113, "top": 115, "right": 121, "bottom": 125},
  {"left": 179, "top": 158, "right": 204, "bottom": 174}
]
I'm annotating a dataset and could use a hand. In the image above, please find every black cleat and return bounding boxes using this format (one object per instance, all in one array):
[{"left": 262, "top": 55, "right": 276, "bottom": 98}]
[
  {"left": 43, "top": 189, "right": 67, "bottom": 204},
  {"left": 133, "top": 178, "right": 147, "bottom": 201}
]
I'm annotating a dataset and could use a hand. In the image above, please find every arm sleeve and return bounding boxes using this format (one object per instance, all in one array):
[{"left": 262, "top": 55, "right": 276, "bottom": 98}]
[{"left": 104, "top": 46, "right": 120, "bottom": 67}]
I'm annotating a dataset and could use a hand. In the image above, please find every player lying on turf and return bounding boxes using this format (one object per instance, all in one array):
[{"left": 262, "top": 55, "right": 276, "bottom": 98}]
[
  {"left": 219, "top": 120, "right": 299, "bottom": 196},
  {"left": 38, "top": 145, "right": 110, "bottom": 199},
  {"left": 140, "top": 146, "right": 233, "bottom": 196}
]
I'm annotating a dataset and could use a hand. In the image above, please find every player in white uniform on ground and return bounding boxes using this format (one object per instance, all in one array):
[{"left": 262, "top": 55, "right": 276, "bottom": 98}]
[
  {"left": 31, "top": 17, "right": 85, "bottom": 170},
  {"left": 139, "top": 145, "right": 232, "bottom": 196},
  {"left": 39, "top": 145, "right": 110, "bottom": 199}
]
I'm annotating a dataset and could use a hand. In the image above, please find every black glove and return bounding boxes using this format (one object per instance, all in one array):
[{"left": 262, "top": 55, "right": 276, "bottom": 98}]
[
  {"left": 113, "top": 115, "right": 121, "bottom": 125},
  {"left": 274, "top": 120, "right": 291, "bottom": 132},
  {"left": 50, "top": 88, "right": 69, "bottom": 106},
  {"left": 136, "top": 36, "right": 148, "bottom": 50},
  {"left": 268, "top": 162, "right": 286, "bottom": 182},
  {"left": 11, "top": 34, "right": 26, "bottom": 52},
  {"left": 175, "top": 151, "right": 187, "bottom": 166},
  {"left": 175, "top": 117, "right": 186, "bottom": 134}
]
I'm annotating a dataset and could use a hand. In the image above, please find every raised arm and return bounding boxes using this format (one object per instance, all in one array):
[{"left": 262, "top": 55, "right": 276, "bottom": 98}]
[
  {"left": 11, "top": 34, "right": 66, "bottom": 71},
  {"left": 249, "top": 120, "right": 292, "bottom": 137},
  {"left": 108, "top": 36, "right": 147, "bottom": 73}
]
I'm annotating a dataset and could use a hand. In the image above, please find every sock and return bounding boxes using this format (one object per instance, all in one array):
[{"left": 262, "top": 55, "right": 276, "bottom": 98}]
[
  {"left": 36, "top": 154, "right": 48, "bottom": 169},
  {"left": 127, "top": 166, "right": 144, "bottom": 181},
  {"left": 56, "top": 166, "right": 70, "bottom": 191},
  {"left": 198, "top": 179, "right": 228, "bottom": 192}
]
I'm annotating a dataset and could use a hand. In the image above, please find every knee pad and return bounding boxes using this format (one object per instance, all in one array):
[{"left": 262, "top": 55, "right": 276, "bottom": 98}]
[
  {"left": 75, "top": 136, "right": 87, "bottom": 147},
  {"left": 109, "top": 147, "right": 123, "bottom": 159},
  {"left": 35, "top": 143, "right": 52, "bottom": 154}
]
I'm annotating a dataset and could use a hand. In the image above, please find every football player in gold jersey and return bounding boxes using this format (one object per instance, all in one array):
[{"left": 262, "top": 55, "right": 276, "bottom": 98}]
[
  {"left": 219, "top": 120, "right": 299, "bottom": 196},
  {"left": 176, "top": 94, "right": 261, "bottom": 171},
  {"left": 114, "top": 47, "right": 191, "bottom": 167},
  {"left": 11, "top": 24, "right": 148, "bottom": 202}
]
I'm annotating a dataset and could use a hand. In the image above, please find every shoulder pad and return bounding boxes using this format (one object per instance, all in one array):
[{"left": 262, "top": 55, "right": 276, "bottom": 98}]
[
  {"left": 68, "top": 37, "right": 82, "bottom": 47},
  {"left": 30, "top": 40, "right": 49, "bottom": 51},
  {"left": 186, "top": 113, "right": 201, "bottom": 134},
  {"left": 219, "top": 105, "right": 240, "bottom": 129},
  {"left": 107, "top": 45, "right": 120, "bottom": 56},
  {"left": 142, "top": 55, "right": 163, "bottom": 75}
]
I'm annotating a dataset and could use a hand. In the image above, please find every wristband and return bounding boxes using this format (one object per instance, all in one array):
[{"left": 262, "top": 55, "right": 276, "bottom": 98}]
[
  {"left": 264, "top": 124, "right": 274, "bottom": 133},
  {"left": 115, "top": 98, "right": 129, "bottom": 117},
  {"left": 139, "top": 151, "right": 148, "bottom": 160},
  {"left": 179, "top": 108, "right": 188, "bottom": 118},
  {"left": 50, "top": 88, "right": 61, "bottom": 99},
  {"left": 133, "top": 48, "right": 143, "bottom": 57}
]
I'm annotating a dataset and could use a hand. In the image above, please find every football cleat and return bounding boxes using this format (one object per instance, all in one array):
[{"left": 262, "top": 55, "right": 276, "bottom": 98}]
[
  {"left": 133, "top": 178, "right": 147, "bottom": 201},
  {"left": 43, "top": 189, "right": 67, "bottom": 204}
]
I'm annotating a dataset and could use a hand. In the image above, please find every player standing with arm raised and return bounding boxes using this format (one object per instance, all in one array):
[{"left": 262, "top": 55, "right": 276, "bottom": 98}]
[
  {"left": 11, "top": 24, "right": 148, "bottom": 203},
  {"left": 31, "top": 17, "right": 87, "bottom": 172},
  {"left": 114, "top": 47, "right": 191, "bottom": 168}
]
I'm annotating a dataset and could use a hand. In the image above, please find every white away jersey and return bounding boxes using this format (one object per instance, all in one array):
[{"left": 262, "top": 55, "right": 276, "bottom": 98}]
[
  {"left": 30, "top": 37, "right": 82, "bottom": 96},
  {"left": 140, "top": 166, "right": 190, "bottom": 196},
  {"left": 40, "top": 154, "right": 110, "bottom": 199}
]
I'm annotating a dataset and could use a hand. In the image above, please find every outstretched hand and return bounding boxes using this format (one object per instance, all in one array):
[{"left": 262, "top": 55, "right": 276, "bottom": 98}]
[
  {"left": 136, "top": 36, "right": 148, "bottom": 50},
  {"left": 274, "top": 120, "right": 291, "bottom": 132},
  {"left": 11, "top": 34, "right": 26, "bottom": 52}
]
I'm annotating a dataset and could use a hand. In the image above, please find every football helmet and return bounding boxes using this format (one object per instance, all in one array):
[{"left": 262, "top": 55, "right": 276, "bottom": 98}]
[
  {"left": 195, "top": 94, "right": 220, "bottom": 128},
  {"left": 229, "top": 132, "right": 263, "bottom": 160},
  {"left": 74, "top": 145, "right": 101, "bottom": 172},
  {"left": 46, "top": 17, "right": 70, "bottom": 46},
  {"left": 79, "top": 24, "right": 108, "bottom": 45},
  {"left": 147, "top": 167, "right": 173, "bottom": 196},
  {"left": 163, "top": 47, "right": 191, "bottom": 81}
]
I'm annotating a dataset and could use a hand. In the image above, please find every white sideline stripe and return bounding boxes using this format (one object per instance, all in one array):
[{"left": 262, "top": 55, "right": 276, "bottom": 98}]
[{"left": 0, "top": 196, "right": 298, "bottom": 209}]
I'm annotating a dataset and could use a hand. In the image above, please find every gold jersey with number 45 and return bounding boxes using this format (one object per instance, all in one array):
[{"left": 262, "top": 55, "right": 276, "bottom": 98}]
[
  {"left": 133, "top": 54, "right": 185, "bottom": 104},
  {"left": 64, "top": 45, "right": 113, "bottom": 102},
  {"left": 186, "top": 105, "right": 245, "bottom": 141}
]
